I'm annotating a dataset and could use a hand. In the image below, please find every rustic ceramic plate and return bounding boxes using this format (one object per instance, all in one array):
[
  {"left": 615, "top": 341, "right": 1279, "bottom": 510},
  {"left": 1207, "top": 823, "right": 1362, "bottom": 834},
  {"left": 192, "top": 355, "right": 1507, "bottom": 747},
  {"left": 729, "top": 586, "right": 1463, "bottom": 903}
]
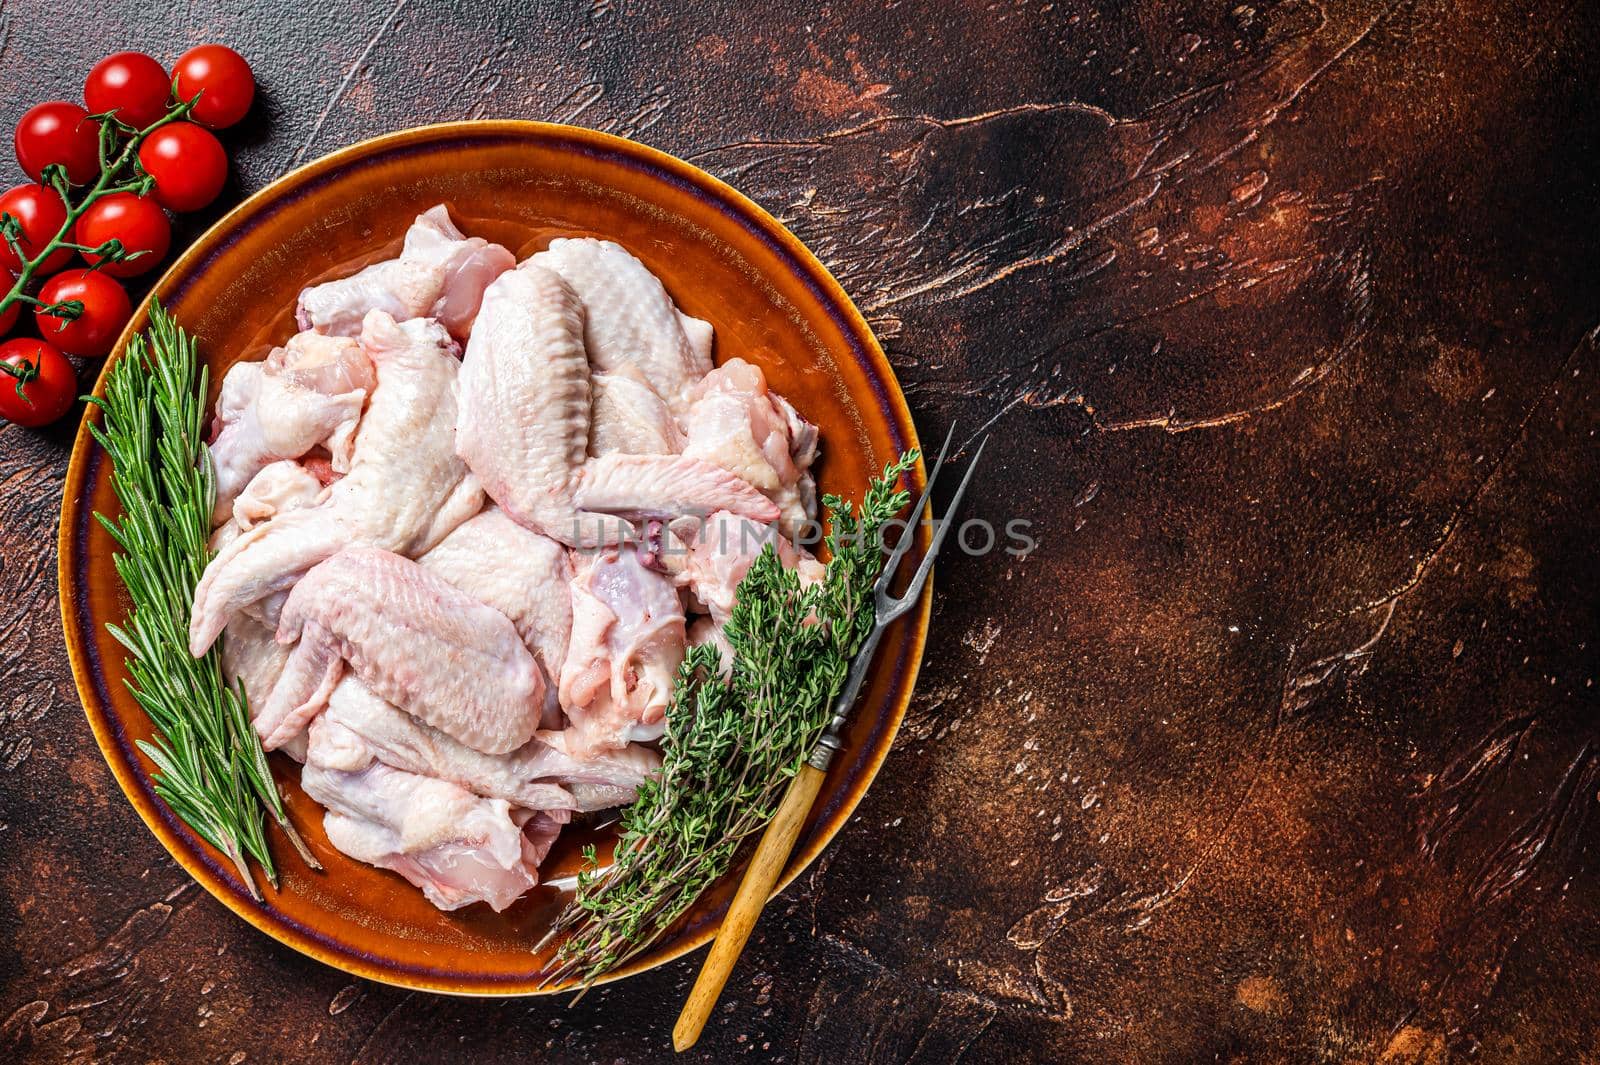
[{"left": 57, "top": 121, "right": 928, "bottom": 994}]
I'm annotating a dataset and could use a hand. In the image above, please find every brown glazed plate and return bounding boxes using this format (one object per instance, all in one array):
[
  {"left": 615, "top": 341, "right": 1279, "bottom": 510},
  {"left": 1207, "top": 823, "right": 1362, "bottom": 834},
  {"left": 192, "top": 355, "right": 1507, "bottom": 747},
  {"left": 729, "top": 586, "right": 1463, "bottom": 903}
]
[{"left": 56, "top": 121, "right": 928, "bottom": 995}]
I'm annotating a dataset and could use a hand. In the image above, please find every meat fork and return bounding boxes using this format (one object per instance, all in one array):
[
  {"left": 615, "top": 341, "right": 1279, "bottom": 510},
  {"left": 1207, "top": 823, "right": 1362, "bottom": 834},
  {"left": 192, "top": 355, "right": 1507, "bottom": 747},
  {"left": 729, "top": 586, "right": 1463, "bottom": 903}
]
[{"left": 674, "top": 425, "right": 985, "bottom": 1052}]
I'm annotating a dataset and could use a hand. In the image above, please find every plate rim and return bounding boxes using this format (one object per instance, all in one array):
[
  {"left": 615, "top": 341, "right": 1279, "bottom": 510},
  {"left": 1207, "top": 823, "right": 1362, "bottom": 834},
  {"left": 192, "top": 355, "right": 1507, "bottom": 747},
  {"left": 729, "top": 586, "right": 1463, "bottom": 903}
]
[{"left": 56, "top": 119, "right": 930, "bottom": 996}]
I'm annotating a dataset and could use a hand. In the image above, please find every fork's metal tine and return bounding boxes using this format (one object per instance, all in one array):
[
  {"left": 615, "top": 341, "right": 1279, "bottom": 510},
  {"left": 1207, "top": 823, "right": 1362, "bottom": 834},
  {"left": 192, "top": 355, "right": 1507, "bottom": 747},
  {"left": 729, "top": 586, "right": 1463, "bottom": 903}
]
[
  {"left": 877, "top": 421, "right": 957, "bottom": 596},
  {"left": 881, "top": 434, "right": 987, "bottom": 621}
]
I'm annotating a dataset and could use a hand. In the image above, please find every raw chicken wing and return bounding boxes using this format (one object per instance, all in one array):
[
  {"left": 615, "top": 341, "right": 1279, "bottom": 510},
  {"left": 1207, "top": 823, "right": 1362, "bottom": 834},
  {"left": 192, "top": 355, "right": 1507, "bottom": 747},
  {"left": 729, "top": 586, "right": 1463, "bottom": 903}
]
[
  {"left": 531, "top": 237, "right": 712, "bottom": 416},
  {"left": 189, "top": 312, "right": 482, "bottom": 654},
  {"left": 559, "top": 546, "right": 686, "bottom": 754},
  {"left": 457, "top": 265, "right": 777, "bottom": 546},
  {"left": 304, "top": 676, "right": 659, "bottom": 811},
  {"left": 683, "top": 358, "right": 819, "bottom": 540},
  {"left": 456, "top": 264, "right": 621, "bottom": 546},
  {"left": 418, "top": 507, "right": 572, "bottom": 728},
  {"left": 301, "top": 761, "right": 547, "bottom": 912},
  {"left": 295, "top": 205, "right": 514, "bottom": 340},
  {"left": 258, "top": 547, "right": 544, "bottom": 755},
  {"left": 535, "top": 727, "right": 665, "bottom": 810},
  {"left": 213, "top": 463, "right": 328, "bottom": 762},
  {"left": 210, "top": 461, "right": 327, "bottom": 632},
  {"left": 208, "top": 331, "right": 372, "bottom": 524}
]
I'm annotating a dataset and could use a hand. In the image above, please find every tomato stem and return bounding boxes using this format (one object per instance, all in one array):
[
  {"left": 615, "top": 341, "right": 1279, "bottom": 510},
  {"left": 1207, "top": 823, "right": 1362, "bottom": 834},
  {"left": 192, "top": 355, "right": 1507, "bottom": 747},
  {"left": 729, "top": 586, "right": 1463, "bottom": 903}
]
[
  {"left": 0, "top": 95, "right": 196, "bottom": 322},
  {"left": 41, "top": 298, "right": 85, "bottom": 323},
  {"left": 0, "top": 355, "right": 39, "bottom": 404}
]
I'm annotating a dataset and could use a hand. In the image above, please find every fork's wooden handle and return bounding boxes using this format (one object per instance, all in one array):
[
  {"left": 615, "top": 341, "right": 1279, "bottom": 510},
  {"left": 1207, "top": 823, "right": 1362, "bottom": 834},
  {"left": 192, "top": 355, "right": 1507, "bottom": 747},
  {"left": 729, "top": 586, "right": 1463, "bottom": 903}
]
[{"left": 673, "top": 763, "right": 826, "bottom": 1052}]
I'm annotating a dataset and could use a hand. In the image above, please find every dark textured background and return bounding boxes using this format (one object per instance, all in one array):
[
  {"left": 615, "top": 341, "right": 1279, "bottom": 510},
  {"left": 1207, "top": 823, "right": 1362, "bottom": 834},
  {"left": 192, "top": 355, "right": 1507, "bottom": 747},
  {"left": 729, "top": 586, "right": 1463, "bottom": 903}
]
[{"left": 2, "top": 1, "right": 1598, "bottom": 1061}]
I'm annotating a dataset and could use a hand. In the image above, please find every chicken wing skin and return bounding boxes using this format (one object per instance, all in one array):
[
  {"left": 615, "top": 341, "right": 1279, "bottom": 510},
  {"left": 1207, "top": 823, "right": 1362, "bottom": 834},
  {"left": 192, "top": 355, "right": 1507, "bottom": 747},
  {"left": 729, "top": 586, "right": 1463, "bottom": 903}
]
[
  {"left": 534, "top": 727, "right": 665, "bottom": 810},
  {"left": 589, "top": 367, "right": 683, "bottom": 457},
  {"left": 259, "top": 547, "right": 544, "bottom": 756},
  {"left": 575, "top": 452, "right": 780, "bottom": 524},
  {"left": 531, "top": 237, "right": 712, "bottom": 416},
  {"left": 418, "top": 506, "right": 572, "bottom": 728}
]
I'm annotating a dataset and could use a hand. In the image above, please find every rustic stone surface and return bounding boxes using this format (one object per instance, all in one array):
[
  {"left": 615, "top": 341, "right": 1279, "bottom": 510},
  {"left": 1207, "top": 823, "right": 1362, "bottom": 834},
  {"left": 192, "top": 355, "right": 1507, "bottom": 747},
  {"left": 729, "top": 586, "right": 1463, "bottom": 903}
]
[{"left": 3, "top": 1, "right": 1599, "bottom": 1061}]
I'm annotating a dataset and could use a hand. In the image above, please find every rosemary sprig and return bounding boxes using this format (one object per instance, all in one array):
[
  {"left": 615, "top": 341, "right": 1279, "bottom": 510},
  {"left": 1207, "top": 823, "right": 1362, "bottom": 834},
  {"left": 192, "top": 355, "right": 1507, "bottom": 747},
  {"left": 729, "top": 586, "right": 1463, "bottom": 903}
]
[
  {"left": 88, "top": 301, "right": 317, "bottom": 899},
  {"left": 541, "top": 450, "right": 918, "bottom": 989}
]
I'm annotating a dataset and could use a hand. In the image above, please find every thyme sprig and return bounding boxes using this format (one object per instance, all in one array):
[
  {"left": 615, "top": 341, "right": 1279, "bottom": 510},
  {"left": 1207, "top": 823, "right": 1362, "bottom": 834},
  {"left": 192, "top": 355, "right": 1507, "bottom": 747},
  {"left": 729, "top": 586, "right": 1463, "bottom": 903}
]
[
  {"left": 541, "top": 450, "right": 919, "bottom": 989},
  {"left": 88, "top": 301, "right": 316, "bottom": 898}
]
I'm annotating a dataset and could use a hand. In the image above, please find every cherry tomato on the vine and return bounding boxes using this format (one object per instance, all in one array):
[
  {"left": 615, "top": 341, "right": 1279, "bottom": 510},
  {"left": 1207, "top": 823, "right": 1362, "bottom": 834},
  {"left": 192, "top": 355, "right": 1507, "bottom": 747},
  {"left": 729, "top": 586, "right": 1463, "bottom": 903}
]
[
  {"left": 172, "top": 45, "right": 255, "bottom": 129},
  {"left": 138, "top": 122, "right": 227, "bottom": 212},
  {"left": 34, "top": 269, "right": 131, "bottom": 358},
  {"left": 15, "top": 102, "right": 101, "bottom": 185},
  {"left": 0, "top": 338, "right": 76, "bottom": 427},
  {"left": 75, "top": 192, "right": 170, "bottom": 278},
  {"left": 84, "top": 51, "right": 172, "bottom": 130},
  {"left": 0, "top": 268, "right": 17, "bottom": 334},
  {"left": 0, "top": 184, "right": 74, "bottom": 275}
]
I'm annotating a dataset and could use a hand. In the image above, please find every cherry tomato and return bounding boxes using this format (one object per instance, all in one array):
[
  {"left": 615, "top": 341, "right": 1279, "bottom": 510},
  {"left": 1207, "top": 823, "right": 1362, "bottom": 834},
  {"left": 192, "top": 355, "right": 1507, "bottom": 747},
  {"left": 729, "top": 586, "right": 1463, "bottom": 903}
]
[
  {"left": 0, "top": 339, "right": 76, "bottom": 427},
  {"left": 172, "top": 45, "right": 255, "bottom": 129},
  {"left": 34, "top": 269, "right": 131, "bottom": 358},
  {"left": 0, "top": 184, "right": 73, "bottom": 275},
  {"left": 76, "top": 192, "right": 170, "bottom": 278},
  {"left": 15, "top": 102, "right": 101, "bottom": 185},
  {"left": 138, "top": 123, "right": 227, "bottom": 212},
  {"left": 0, "top": 269, "right": 17, "bottom": 334},
  {"left": 84, "top": 51, "right": 172, "bottom": 130}
]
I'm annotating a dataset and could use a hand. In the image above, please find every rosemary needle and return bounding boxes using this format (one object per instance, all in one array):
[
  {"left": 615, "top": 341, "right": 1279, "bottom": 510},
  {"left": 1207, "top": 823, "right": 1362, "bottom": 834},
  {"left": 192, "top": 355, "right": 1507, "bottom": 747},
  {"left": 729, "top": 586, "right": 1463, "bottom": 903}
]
[
  {"left": 89, "top": 300, "right": 318, "bottom": 899},
  {"left": 543, "top": 450, "right": 918, "bottom": 989}
]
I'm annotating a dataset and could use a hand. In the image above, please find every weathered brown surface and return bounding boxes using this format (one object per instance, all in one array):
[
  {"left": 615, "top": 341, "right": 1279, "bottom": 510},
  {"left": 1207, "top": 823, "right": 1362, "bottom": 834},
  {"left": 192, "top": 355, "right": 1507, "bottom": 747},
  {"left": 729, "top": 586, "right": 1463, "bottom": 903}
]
[{"left": 2, "top": 1, "right": 1598, "bottom": 1061}]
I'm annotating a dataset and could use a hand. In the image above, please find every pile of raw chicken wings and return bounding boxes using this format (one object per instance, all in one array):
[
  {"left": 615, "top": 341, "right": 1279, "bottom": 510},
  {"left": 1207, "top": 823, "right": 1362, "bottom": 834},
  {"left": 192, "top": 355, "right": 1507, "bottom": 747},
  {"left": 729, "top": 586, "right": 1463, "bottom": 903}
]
[{"left": 188, "top": 206, "right": 823, "bottom": 911}]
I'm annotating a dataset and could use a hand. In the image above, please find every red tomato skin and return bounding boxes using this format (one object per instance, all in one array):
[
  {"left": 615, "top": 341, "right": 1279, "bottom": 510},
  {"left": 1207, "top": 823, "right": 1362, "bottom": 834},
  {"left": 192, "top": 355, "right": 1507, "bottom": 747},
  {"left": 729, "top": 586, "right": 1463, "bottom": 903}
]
[
  {"left": 172, "top": 45, "right": 255, "bottom": 129},
  {"left": 34, "top": 269, "right": 132, "bottom": 358},
  {"left": 84, "top": 51, "right": 172, "bottom": 130},
  {"left": 0, "top": 339, "right": 76, "bottom": 427},
  {"left": 0, "top": 184, "right": 74, "bottom": 275},
  {"left": 76, "top": 192, "right": 171, "bottom": 278},
  {"left": 138, "top": 123, "right": 228, "bottom": 212},
  {"left": 15, "top": 101, "right": 101, "bottom": 185},
  {"left": 0, "top": 269, "right": 17, "bottom": 333}
]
